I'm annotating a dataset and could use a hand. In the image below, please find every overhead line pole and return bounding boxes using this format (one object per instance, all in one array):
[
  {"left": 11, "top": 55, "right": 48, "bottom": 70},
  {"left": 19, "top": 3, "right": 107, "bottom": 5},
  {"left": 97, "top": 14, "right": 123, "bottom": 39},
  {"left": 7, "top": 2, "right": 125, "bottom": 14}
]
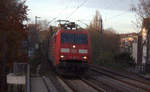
[{"left": 35, "top": 16, "right": 40, "bottom": 31}]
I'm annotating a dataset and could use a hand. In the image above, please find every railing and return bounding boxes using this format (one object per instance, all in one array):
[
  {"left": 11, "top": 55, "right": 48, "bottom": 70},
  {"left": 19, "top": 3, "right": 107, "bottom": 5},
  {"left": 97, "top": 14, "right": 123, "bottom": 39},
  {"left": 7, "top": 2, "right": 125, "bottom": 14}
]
[
  {"left": 13, "top": 63, "right": 31, "bottom": 92},
  {"left": 135, "top": 64, "right": 146, "bottom": 73},
  {"left": 26, "top": 64, "right": 30, "bottom": 92},
  {"left": 7, "top": 63, "right": 31, "bottom": 92}
]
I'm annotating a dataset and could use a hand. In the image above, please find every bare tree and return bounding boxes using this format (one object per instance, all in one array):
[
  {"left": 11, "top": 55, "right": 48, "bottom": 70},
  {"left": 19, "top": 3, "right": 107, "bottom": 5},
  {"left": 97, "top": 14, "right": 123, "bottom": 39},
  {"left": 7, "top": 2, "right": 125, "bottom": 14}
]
[
  {"left": 132, "top": 0, "right": 150, "bottom": 18},
  {"left": 90, "top": 10, "right": 103, "bottom": 32},
  {"left": 0, "top": 0, "right": 28, "bottom": 91},
  {"left": 88, "top": 27, "right": 120, "bottom": 64},
  {"left": 131, "top": 0, "right": 150, "bottom": 29}
]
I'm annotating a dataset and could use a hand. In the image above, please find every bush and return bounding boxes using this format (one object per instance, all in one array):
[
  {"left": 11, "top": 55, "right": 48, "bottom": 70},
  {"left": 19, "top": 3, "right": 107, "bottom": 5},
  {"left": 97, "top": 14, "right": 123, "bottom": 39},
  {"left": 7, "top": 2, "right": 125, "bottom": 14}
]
[{"left": 114, "top": 52, "right": 134, "bottom": 66}]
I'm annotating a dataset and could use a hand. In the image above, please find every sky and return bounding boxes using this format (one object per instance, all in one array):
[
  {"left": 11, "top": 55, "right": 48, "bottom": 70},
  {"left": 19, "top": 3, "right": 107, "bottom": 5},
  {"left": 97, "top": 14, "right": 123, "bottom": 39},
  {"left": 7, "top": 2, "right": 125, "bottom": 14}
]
[{"left": 26, "top": 0, "right": 140, "bottom": 33}]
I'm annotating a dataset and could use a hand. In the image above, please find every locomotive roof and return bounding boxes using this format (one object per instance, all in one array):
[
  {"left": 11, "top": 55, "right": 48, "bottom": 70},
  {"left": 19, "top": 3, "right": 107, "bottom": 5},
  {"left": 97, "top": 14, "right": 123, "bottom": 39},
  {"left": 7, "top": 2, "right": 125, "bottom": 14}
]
[
  {"left": 52, "top": 29, "right": 89, "bottom": 38},
  {"left": 58, "top": 29, "right": 88, "bottom": 34}
]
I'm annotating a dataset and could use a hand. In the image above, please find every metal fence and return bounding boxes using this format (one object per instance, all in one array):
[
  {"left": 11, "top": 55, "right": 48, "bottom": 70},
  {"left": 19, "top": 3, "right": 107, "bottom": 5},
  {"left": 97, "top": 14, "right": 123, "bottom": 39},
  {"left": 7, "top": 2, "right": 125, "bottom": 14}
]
[
  {"left": 135, "top": 64, "right": 146, "bottom": 73},
  {"left": 11, "top": 63, "right": 30, "bottom": 92},
  {"left": 26, "top": 64, "right": 30, "bottom": 92}
]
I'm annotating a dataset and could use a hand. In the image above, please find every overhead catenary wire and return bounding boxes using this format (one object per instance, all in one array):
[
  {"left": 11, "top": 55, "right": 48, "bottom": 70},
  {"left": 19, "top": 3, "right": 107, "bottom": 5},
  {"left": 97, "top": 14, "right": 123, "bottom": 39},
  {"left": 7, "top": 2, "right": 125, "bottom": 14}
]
[
  {"left": 51, "top": 0, "right": 129, "bottom": 29},
  {"left": 50, "top": 0, "right": 88, "bottom": 26},
  {"left": 66, "top": 0, "right": 88, "bottom": 20},
  {"left": 107, "top": 10, "right": 130, "bottom": 20},
  {"left": 48, "top": 1, "right": 72, "bottom": 25},
  {"left": 101, "top": 10, "right": 129, "bottom": 28},
  {"left": 77, "top": 20, "right": 89, "bottom": 27}
]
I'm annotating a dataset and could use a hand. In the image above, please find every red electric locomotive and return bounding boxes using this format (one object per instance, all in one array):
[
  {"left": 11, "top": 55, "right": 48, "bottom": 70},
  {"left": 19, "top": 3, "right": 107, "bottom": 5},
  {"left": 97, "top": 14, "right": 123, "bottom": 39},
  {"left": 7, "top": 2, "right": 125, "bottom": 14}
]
[{"left": 49, "top": 20, "right": 91, "bottom": 75}]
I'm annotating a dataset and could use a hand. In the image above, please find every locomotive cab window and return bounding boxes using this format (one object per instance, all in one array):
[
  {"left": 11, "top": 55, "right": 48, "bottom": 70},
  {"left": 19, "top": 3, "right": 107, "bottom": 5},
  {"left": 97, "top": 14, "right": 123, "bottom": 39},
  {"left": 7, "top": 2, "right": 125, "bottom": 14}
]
[
  {"left": 75, "top": 34, "right": 88, "bottom": 44},
  {"left": 61, "top": 33, "right": 88, "bottom": 44},
  {"left": 61, "top": 33, "right": 74, "bottom": 43}
]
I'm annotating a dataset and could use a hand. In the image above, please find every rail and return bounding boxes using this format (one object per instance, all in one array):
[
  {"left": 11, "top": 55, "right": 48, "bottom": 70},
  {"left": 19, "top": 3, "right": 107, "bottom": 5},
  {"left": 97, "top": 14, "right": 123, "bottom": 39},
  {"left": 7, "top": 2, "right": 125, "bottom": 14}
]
[
  {"left": 42, "top": 76, "right": 52, "bottom": 92},
  {"left": 90, "top": 66, "right": 150, "bottom": 92},
  {"left": 90, "top": 64, "right": 150, "bottom": 85}
]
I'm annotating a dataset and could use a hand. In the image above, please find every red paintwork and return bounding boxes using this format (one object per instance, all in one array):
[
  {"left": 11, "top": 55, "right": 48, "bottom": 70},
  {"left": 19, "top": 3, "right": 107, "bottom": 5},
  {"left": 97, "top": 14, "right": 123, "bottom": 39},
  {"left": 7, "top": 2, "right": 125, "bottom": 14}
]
[{"left": 50, "top": 29, "right": 91, "bottom": 67}]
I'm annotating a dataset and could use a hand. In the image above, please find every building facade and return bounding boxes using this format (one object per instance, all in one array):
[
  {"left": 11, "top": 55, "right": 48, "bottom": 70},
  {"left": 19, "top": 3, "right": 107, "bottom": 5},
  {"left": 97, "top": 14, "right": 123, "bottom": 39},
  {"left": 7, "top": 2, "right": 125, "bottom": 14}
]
[
  {"left": 119, "top": 33, "right": 138, "bottom": 64},
  {"left": 137, "top": 18, "right": 150, "bottom": 72}
]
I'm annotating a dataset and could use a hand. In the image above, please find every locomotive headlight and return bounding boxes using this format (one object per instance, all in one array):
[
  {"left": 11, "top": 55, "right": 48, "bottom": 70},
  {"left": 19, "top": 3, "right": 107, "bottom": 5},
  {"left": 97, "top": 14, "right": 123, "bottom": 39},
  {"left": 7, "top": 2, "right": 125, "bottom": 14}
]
[
  {"left": 60, "top": 55, "right": 64, "bottom": 58},
  {"left": 83, "top": 56, "right": 87, "bottom": 60},
  {"left": 72, "top": 45, "right": 76, "bottom": 48}
]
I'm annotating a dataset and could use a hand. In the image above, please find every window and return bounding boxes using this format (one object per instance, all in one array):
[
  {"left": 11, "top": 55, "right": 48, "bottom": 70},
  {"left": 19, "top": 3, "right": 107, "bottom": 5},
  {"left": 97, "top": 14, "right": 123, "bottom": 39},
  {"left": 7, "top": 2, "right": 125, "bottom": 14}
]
[{"left": 61, "top": 33, "right": 88, "bottom": 44}]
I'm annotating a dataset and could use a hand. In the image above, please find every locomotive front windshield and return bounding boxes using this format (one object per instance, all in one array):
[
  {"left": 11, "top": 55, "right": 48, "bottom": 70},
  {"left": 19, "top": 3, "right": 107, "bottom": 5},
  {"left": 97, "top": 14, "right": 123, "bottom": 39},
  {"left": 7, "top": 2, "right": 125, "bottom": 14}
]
[{"left": 61, "top": 33, "right": 88, "bottom": 44}]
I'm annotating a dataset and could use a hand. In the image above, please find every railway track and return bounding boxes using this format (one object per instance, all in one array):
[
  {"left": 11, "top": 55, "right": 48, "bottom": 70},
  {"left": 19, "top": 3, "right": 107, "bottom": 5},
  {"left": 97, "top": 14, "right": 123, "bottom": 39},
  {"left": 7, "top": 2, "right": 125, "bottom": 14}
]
[
  {"left": 42, "top": 76, "right": 52, "bottom": 92},
  {"left": 40, "top": 57, "right": 150, "bottom": 92},
  {"left": 57, "top": 76, "right": 106, "bottom": 92},
  {"left": 91, "top": 65, "right": 150, "bottom": 85},
  {"left": 90, "top": 65, "right": 150, "bottom": 92},
  {"left": 44, "top": 66, "right": 150, "bottom": 92},
  {"left": 44, "top": 64, "right": 107, "bottom": 92},
  {"left": 42, "top": 76, "right": 58, "bottom": 92}
]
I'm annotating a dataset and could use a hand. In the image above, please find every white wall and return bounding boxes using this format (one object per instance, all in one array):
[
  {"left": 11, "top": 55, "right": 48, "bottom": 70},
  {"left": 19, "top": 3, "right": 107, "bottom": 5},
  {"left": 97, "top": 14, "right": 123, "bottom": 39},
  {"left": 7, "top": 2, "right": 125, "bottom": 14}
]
[
  {"left": 132, "top": 42, "right": 137, "bottom": 64},
  {"left": 142, "top": 45, "right": 147, "bottom": 64}
]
